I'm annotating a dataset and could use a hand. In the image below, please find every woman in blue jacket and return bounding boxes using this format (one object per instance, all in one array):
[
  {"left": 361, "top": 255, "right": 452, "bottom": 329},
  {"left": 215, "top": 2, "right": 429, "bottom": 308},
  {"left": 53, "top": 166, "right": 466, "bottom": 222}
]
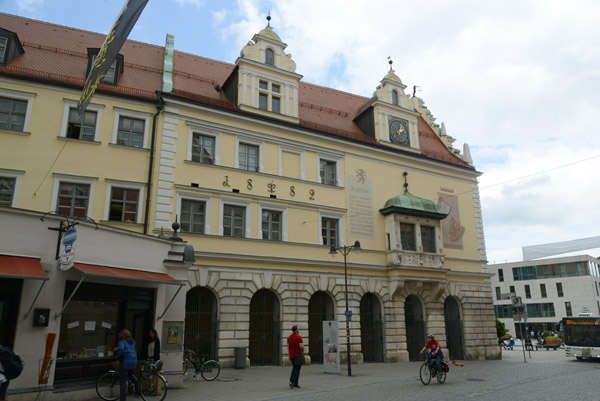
[{"left": 115, "top": 329, "right": 138, "bottom": 401}]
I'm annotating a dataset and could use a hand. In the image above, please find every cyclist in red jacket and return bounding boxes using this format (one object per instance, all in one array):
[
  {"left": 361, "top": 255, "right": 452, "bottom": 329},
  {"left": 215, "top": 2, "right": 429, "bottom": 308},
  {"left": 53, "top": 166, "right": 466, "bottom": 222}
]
[{"left": 419, "top": 333, "right": 444, "bottom": 375}]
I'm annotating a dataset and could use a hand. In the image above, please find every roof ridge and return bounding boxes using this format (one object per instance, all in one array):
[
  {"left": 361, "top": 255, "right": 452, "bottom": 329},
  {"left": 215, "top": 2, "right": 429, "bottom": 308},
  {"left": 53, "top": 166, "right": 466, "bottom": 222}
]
[
  {"left": 299, "top": 80, "right": 371, "bottom": 101},
  {"left": 0, "top": 12, "right": 166, "bottom": 51},
  {"left": 173, "top": 49, "right": 236, "bottom": 68}
]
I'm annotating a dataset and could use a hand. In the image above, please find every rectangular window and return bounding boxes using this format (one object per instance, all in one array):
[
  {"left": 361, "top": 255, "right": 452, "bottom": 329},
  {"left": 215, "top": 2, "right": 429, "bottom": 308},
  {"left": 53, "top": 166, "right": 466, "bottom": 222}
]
[
  {"left": 495, "top": 287, "right": 501, "bottom": 301},
  {"left": 117, "top": 116, "right": 145, "bottom": 148},
  {"left": 494, "top": 305, "right": 512, "bottom": 319},
  {"left": 109, "top": 187, "right": 139, "bottom": 222},
  {"left": 91, "top": 55, "right": 117, "bottom": 83},
  {"left": 181, "top": 199, "right": 205, "bottom": 234},
  {"left": 0, "top": 177, "right": 16, "bottom": 207},
  {"left": 525, "top": 303, "right": 555, "bottom": 318},
  {"left": 67, "top": 107, "right": 97, "bottom": 141},
  {"left": 524, "top": 285, "right": 531, "bottom": 299},
  {"left": 420, "top": 226, "right": 436, "bottom": 253},
  {"left": 0, "top": 37, "right": 7, "bottom": 62},
  {"left": 0, "top": 96, "right": 27, "bottom": 132},
  {"left": 321, "top": 217, "right": 338, "bottom": 247},
  {"left": 191, "top": 133, "right": 215, "bottom": 165},
  {"left": 259, "top": 81, "right": 268, "bottom": 90},
  {"left": 512, "top": 268, "right": 519, "bottom": 281},
  {"left": 272, "top": 84, "right": 280, "bottom": 93},
  {"left": 556, "top": 282, "right": 564, "bottom": 297},
  {"left": 565, "top": 302, "right": 573, "bottom": 316},
  {"left": 57, "top": 183, "right": 90, "bottom": 218},
  {"left": 223, "top": 205, "right": 245, "bottom": 237},
  {"left": 238, "top": 143, "right": 259, "bottom": 172},
  {"left": 509, "top": 285, "right": 515, "bottom": 294},
  {"left": 262, "top": 209, "right": 282, "bottom": 241},
  {"left": 498, "top": 268, "right": 504, "bottom": 282},
  {"left": 596, "top": 282, "right": 599, "bottom": 297},
  {"left": 400, "top": 223, "right": 416, "bottom": 251},
  {"left": 258, "top": 93, "right": 268, "bottom": 110},
  {"left": 319, "top": 160, "right": 337, "bottom": 186},
  {"left": 540, "top": 283, "right": 547, "bottom": 298},
  {"left": 272, "top": 96, "right": 280, "bottom": 113}
]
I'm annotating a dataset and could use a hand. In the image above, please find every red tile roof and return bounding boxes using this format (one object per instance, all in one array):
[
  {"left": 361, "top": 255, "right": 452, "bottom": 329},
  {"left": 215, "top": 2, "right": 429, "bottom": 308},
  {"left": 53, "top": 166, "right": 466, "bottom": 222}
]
[{"left": 0, "top": 13, "right": 472, "bottom": 169}]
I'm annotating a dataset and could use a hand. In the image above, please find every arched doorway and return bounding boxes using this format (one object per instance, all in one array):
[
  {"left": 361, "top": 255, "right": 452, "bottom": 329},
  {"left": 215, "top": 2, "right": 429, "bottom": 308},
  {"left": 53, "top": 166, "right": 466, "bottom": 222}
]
[
  {"left": 249, "top": 289, "right": 280, "bottom": 365},
  {"left": 444, "top": 296, "right": 464, "bottom": 360},
  {"left": 360, "top": 293, "right": 384, "bottom": 362},
  {"left": 308, "top": 291, "right": 335, "bottom": 363},
  {"left": 405, "top": 295, "right": 425, "bottom": 361},
  {"left": 184, "top": 286, "right": 218, "bottom": 359}
]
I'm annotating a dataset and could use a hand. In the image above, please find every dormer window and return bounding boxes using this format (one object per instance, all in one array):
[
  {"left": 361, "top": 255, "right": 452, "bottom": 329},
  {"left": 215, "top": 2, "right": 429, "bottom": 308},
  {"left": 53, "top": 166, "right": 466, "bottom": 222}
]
[
  {"left": 258, "top": 80, "right": 281, "bottom": 113},
  {"left": 392, "top": 90, "right": 399, "bottom": 105},
  {"left": 0, "top": 28, "right": 25, "bottom": 65},
  {"left": 265, "top": 48, "right": 275, "bottom": 65},
  {"left": 86, "top": 48, "right": 124, "bottom": 85}
]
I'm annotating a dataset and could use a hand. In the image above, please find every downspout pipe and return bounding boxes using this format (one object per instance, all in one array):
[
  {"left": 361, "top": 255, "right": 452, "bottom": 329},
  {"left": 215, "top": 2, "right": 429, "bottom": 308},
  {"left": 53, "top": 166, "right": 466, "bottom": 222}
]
[{"left": 144, "top": 95, "right": 165, "bottom": 234}]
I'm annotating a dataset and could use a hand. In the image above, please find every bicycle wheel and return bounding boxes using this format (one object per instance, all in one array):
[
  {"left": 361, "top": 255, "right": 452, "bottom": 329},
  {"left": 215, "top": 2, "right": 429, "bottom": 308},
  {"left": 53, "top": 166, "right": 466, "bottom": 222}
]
[
  {"left": 200, "top": 360, "right": 220, "bottom": 381},
  {"left": 419, "top": 363, "right": 431, "bottom": 385},
  {"left": 96, "top": 371, "right": 120, "bottom": 401},
  {"left": 140, "top": 374, "right": 167, "bottom": 401},
  {"left": 436, "top": 369, "right": 446, "bottom": 384}
]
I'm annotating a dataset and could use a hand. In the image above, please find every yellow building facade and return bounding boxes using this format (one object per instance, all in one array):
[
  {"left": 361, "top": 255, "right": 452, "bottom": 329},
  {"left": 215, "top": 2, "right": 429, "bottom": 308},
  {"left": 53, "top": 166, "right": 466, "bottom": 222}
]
[{"left": 0, "top": 13, "right": 499, "bottom": 383}]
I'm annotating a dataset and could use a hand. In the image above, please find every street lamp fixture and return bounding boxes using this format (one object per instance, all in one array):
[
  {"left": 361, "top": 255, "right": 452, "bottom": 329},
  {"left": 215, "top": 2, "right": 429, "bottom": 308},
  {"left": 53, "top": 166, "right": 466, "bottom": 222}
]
[{"left": 329, "top": 240, "right": 361, "bottom": 376}]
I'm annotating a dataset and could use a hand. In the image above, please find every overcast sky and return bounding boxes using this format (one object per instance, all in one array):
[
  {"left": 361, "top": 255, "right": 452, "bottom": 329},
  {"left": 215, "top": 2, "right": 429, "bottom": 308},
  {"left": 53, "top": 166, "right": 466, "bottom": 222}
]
[{"left": 3, "top": 0, "right": 600, "bottom": 263}]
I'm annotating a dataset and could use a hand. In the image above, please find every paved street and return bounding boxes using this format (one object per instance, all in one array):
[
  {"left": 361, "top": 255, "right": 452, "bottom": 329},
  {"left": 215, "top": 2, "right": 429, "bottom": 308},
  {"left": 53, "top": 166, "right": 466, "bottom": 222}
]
[{"left": 162, "top": 349, "right": 599, "bottom": 401}]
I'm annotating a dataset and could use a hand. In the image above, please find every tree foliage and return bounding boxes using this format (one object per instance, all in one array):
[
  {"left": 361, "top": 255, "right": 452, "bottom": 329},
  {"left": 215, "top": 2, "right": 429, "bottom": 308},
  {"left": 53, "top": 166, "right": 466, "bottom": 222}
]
[{"left": 496, "top": 318, "right": 509, "bottom": 338}]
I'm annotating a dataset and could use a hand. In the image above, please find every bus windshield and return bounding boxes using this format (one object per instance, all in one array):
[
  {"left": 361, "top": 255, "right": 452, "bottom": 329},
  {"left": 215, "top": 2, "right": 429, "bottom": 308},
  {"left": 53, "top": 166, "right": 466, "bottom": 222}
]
[{"left": 562, "top": 317, "right": 600, "bottom": 347}]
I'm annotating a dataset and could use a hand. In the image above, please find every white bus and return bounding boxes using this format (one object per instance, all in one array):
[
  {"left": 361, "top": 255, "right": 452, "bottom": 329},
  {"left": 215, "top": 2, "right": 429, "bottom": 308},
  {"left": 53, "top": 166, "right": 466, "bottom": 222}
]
[{"left": 561, "top": 316, "right": 600, "bottom": 360}]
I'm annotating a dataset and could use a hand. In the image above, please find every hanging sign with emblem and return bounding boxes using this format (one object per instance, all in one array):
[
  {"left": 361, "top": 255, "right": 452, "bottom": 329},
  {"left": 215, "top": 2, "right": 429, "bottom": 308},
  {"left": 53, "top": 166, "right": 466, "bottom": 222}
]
[{"left": 59, "top": 228, "right": 77, "bottom": 271}]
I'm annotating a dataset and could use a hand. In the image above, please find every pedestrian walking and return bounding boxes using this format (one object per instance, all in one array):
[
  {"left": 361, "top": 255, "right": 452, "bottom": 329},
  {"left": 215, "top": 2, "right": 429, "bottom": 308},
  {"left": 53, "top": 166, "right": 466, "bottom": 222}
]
[
  {"left": 146, "top": 329, "right": 161, "bottom": 395},
  {"left": 115, "top": 329, "right": 139, "bottom": 401},
  {"left": 287, "top": 325, "right": 304, "bottom": 389}
]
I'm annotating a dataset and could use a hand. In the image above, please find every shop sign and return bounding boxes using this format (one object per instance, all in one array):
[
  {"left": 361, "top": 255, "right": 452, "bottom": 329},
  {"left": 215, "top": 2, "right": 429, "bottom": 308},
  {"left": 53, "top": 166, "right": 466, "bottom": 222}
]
[
  {"left": 60, "top": 245, "right": 75, "bottom": 271},
  {"left": 62, "top": 228, "right": 78, "bottom": 245}
]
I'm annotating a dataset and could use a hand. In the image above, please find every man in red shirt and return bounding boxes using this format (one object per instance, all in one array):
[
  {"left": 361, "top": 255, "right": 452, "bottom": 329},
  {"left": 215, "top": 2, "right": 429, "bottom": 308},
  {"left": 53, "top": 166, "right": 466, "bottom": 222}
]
[
  {"left": 420, "top": 333, "right": 444, "bottom": 375},
  {"left": 287, "top": 325, "right": 304, "bottom": 389}
]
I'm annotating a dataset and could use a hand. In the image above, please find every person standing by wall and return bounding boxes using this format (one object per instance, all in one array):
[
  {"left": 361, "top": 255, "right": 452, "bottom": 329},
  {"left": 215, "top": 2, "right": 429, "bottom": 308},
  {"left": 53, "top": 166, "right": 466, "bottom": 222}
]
[
  {"left": 147, "top": 329, "right": 161, "bottom": 395},
  {"left": 115, "top": 329, "right": 138, "bottom": 401},
  {"left": 287, "top": 325, "right": 304, "bottom": 389}
]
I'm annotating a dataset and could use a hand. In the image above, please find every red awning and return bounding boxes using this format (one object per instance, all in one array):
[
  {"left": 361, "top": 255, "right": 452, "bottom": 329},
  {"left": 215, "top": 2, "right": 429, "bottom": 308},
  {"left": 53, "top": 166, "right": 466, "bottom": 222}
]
[
  {"left": 0, "top": 255, "right": 49, "bottom": 280},
  {"left": 73, "top": 263, "right": 180, "bottom": 285}
]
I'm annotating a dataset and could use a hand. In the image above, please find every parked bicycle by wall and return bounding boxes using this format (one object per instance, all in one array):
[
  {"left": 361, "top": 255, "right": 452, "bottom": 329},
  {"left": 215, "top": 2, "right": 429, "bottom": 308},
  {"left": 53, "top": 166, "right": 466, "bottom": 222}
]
[
  {"left": 97, "top": 360, "right": 167, "bottom": 401},
  {"left": 182, "top": 348, "right": 220, "bottom": 381}
]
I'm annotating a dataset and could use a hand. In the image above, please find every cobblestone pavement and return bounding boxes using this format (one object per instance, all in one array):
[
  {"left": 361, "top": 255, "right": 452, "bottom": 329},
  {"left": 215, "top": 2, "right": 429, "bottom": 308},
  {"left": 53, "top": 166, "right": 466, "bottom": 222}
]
[{"left": 163, "top": 349, "right": 600, "bottom": 401}]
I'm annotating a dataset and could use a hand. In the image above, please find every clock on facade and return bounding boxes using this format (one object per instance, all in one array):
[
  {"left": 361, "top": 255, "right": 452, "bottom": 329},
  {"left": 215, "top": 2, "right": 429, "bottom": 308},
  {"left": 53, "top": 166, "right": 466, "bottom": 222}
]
[{"left": 389, "top": 119, "right": 409, "bottom": 145}]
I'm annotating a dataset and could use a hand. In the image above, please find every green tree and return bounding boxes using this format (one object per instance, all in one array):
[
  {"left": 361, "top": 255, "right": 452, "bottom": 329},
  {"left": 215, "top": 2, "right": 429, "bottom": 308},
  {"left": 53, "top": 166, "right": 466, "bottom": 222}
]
[{"left": 496, "top": 318, "right": 509, "bottom": 338}]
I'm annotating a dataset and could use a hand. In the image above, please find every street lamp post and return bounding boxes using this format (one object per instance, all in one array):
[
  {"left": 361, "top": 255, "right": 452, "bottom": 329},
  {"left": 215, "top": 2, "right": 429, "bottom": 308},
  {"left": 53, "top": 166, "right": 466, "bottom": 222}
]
[{"left": 329, "top": 240, "right": 361, "bottom": 376}]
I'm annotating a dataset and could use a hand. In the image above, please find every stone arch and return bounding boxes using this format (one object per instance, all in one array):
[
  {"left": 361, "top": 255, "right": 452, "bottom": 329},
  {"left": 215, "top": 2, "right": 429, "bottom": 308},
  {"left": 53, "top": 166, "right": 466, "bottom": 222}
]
[
  {"left": 360, "top": 292, "right": 385, "bottom": 362},
  {"left": 444, "top": 295, "right": 465, "bottom": 360},
  {"left": 404, "top": 293, "right": 426, "bottom": 361},
  {"left": 308, "top": 291, "right": 335, "bottom": 364},
  {"left": 184, "top": 286, "right": 219, "bottom": 359},
  {"left": 249, "top": 288, "right": 281, "bottom": 365}
]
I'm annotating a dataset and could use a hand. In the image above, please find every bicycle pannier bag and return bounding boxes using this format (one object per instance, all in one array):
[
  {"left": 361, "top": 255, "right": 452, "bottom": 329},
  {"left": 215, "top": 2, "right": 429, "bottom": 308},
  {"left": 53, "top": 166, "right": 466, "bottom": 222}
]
[
  {"left": 442, "top": 361, "right": 449, "bottom": 372},
  {"left": 0, "top": 347, "right": 24, "bottom": 380}
]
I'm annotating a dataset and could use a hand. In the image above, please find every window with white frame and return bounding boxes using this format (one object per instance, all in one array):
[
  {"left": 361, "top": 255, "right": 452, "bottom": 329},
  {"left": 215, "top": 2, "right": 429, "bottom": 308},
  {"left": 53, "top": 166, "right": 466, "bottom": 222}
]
[
  {"left": 0, "top": 176, "right": 16, "bottom": 207},
  {"left": 223, "top": 204, "right": 246, "bottom": 237},
  {"left": 261, "top": 209, "right": 282, "bottom": 241},
  {"left": 258, "top": 79, "right": 281, "bottom": 113},
  {"left": 60, "top": 100, "right": 103, "bottom": 142},
  {"left": 57, "top": 182, "right": 91, "bottom": 218},
  {"left": 0, "top": 37, "right": 7, "bottom": 62},
  {"left": 321, "top": 217, "right": 338, "bottom": 247},
  {"left": 181, "top": 199, "right": 206, "bottom": 234},
  {"left": 391, "top": 90, "right": 399, "bottom": 105},
  {"left": 191, "top": 133, "right": 215, "bottom": 165},
  {"left": 0, "top": 89, "right": 34, "bottom": 133},
  {"left": 238, "top": 142, "right": 259, "bottom": 172},
  {"left": 51, "top": 175, "right": 96, "bottom": 219},
  {"left": 319, "top": 159, "right": 336, "bottom": 186},
  {"left": 112, "top": 109, "right": 150, "bottom": 149},
  {"left": 104, "top": 180, "right": 144, "bottom": 224}
]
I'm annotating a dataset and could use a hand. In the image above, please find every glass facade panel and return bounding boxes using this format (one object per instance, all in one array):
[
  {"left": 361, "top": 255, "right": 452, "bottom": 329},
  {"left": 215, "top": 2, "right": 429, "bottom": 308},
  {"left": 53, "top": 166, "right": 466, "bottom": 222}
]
[{"left": 181, "top": 199, "right": 205, "bottom": 233}]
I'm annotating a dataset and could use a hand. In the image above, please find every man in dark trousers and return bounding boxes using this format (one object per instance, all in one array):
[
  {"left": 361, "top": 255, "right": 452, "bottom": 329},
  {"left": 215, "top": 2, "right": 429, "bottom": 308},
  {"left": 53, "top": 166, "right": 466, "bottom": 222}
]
[{"left": 287, "top": 325, "right": 304, "bottom": 389}]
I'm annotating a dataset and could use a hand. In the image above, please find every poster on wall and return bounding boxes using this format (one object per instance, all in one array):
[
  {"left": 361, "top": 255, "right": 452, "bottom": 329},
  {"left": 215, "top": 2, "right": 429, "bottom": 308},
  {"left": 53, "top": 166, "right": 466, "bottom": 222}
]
[
  {"left": 162, "top": 321, "right": 184, "bottom": 351},
  {"left": 322, "top": 320, "right": 340, "bottom": 374}
]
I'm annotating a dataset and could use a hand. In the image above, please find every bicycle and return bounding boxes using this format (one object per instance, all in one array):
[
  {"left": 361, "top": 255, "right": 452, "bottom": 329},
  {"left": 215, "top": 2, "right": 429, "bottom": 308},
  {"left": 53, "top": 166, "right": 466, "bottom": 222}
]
[
  {"left": 419, "top": 352, "right": 447, "bottom": 385},
  {"left": 96, "top": 360, "right": 167, "bottom": 401},
  {"left": 182, "top": 348, "right": 220, "bottom": 381}
]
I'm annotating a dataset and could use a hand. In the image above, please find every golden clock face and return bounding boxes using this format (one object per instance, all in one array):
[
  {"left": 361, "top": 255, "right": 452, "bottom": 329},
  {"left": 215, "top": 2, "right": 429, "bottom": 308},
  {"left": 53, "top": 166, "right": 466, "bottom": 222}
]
[{"left": 389, "top": 120, "right": 409, "bottom": 145}]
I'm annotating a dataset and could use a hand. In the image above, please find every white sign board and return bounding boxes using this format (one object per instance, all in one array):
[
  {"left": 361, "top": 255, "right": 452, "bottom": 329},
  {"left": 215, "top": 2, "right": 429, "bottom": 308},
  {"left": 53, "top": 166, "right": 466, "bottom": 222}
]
[{"left": 322, "top": 320, "right": 340, "bottom": 374}]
